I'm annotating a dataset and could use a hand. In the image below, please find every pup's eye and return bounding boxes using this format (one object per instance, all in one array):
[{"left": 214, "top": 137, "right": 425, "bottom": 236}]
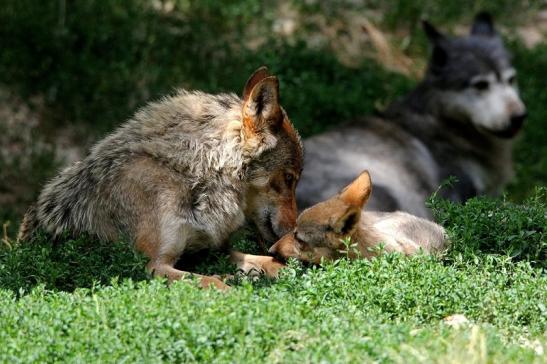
[
  {"left": 472, "top": 80, "right": 490, "bottom": 91},
  {"left": 507, "top": 75, "right": 516, "bottom": 85},
  {"left": 285, "top": 173, "right": 294, "bottom": 186}
]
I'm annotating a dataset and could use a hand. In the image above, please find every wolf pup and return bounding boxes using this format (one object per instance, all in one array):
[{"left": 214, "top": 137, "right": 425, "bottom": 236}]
[
  {"left": 269, "top": 171, "right": 447, "bottom": 265},
  {"left": 297, "top": 13, "right": 526, "bottom": 218},
  {"left": 18, "top": 67, "right": 303, "bottom": 289}
]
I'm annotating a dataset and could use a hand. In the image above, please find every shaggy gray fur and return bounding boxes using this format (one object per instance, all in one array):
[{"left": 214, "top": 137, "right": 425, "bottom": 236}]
[{"left": 297, "top": 13, "right": 526, "bottom": 218}]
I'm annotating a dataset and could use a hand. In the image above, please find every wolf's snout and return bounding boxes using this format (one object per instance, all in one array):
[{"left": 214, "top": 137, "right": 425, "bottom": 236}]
[
  {"left": 492, "top": 111, "right": 527, "bottom": 138},
  {"left": 510, "top": 112, "right": 527, "bottom": 131}
]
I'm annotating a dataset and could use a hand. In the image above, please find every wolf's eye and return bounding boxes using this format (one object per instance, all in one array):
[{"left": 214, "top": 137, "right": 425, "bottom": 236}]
[
  {"left": 285, "top": 173, "right": 294, "bottom": 186},
  {"left": 507, "top": 75, "right": 516, "bottom": 85},
  {"left": 472, "top": 80, "right": 490, "bottom": 91}
]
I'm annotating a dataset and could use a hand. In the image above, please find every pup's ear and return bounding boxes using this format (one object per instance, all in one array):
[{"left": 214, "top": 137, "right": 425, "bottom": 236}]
[
  {"left": 422, "top": 20, "right": 445, "bottom": 44},
  {"left": 242, "top": 70, "right": 283, "bottom": 136},
  {"left": 333, "top": 207, "right": 361, "bottom": 235},
  {"left": 339, "top": 170, "right": 372, "bottom": 208},
  {"left": 471, "top": 12, "right": 496, "bottom": 37}
]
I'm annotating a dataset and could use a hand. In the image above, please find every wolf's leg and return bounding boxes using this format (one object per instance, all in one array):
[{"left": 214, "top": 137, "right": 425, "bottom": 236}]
[
  {"left": 136, "top": 219, "right": 229, "bottom": 290},
  {"left": 118, "top": 159, "right": 230, "bottom": 290},
  {"left": 230, "top": 251, "right": 285, "bottom": 278},
  {"left": 145, "top": 255, "right": 230, "bottom": 290}
]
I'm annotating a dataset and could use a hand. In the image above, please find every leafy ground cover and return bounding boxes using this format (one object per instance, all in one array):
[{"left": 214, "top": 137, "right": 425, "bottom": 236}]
[{"left": 0, "top": 256, "right": 545, "bottom": 363}]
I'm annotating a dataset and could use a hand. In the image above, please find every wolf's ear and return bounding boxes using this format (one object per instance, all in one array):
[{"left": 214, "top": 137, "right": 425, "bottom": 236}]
[
  {"left": 430, "top": 45, "right": 448, "bottom": 69},
  {"left": 242, "top": 75, "right": 283, "bottom": 134},
  {"left": 243, "top": 66, "right": 270, "bottom": 101},
  {"left": 333, "top": 207, "right": 361, "bottom": 235},
  {"left": 422, "top": 21, "right": 449, "bottom": 69},
  {"left": 339, "top": 170, "right": 372, "bottom": 208},
  {"left": 471, "top": 12, "right": 496, "bottom": 37},
  {"left": 422, "top": 20, "right": 445, "bottom": 44}
]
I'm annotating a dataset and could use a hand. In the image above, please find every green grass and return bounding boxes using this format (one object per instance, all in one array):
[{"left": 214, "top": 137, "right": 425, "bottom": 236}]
[
  {"left": 0, "top": 256, "right": 545, "bottom": 362},
  {"left": 430, "top": 187, "right": 547, "bottom": 269},
  {"left": 1, "top": 1, "right": 546, "bottom": 362}
]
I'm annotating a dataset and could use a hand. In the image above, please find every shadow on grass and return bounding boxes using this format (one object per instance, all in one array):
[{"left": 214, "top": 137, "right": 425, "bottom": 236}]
[
  {"left": 0, "top": 226, "right": 275, "bottom": 294},
  {"left": 0, "top": 232, "right": 149, "bottom": 294}
]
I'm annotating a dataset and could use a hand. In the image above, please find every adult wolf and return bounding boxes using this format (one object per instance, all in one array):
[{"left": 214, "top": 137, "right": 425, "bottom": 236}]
[
  {"left": 18, "top": 67, "right": 303, "bottom": 289},
  {"left": 297, "top": 13, "right": 526, "bottom": 218}
]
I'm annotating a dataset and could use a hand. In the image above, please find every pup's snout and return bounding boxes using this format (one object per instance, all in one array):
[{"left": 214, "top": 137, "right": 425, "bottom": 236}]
[
  {"left": 510, "top": 112, "right": 527, "bottom": 131},
  {"left": 268, "top": 239, "right": 285, "bottom": 258},
  {"left": 268, "top": 243, "right": 278, "bottom": 255},
  {"left": 268, "top": 233, "right": 299, "bottom": 260}
]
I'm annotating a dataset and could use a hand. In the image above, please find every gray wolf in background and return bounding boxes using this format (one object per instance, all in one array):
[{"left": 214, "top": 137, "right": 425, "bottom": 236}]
[
  {"left": 269, "top": 170, "right": 447, "bottom": 266},
  {"left": 18, "top": 67, "right": 303, "bottom": 289},
  {"left": 297, "top": 12, "right": 527, "bottom": 218}
]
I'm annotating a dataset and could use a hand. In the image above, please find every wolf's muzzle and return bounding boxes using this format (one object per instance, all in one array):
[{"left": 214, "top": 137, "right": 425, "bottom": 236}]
[
  {"left": 492, "top": 112, "right": 527, "bottom": 139},
  {"left": 510, "top": 112, "right": 527, "bottom": 132}
]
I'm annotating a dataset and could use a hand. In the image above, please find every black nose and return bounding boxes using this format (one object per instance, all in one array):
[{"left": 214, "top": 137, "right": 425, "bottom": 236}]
[{"left": 510, "top": 112, "right": 527, "bottom": 130}]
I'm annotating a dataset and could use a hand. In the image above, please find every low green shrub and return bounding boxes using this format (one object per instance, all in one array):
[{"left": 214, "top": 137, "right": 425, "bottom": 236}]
[
  {"left": 0, "top": 254, "right": 545, "bottom": 362},
  {"left": 0, "top": 232, "right": 148, "bottom": 294},
  {"left": 430, "top": 187, "right": 546, "bottom": 268}
]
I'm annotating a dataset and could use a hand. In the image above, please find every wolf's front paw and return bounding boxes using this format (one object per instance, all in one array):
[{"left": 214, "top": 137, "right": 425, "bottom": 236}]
[
  {"left": 236, "top": 261, "right": 265, "bottom": 278},
  {"left": 261, "top": 257, "right": 285, "bottom": 278},
  {"left": 237, "top": 256, "right": 285, "bottom": 279}
]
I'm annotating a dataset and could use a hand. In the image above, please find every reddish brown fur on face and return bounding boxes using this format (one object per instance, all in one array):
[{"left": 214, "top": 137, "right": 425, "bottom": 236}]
[
  {"left": 268, "top": 231, "right": 340, "bottom": 264},
  {"left": 277, "top": 196, "right": 297, "bottom": 232},
  {"left": 242, "top": 114, "right": 257, "bottom": 137},
  {"left": 244, "top": 105, "right": 303, "bottom": 242},
  {"left": 282, "top": 117, "right": 304, "bottom": 172},
  {"left": 283, "top": 117, "right": 304, "bottom": 231},
  {"left": 269, "top": 167, "right": 298, "bottom": 229}
]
